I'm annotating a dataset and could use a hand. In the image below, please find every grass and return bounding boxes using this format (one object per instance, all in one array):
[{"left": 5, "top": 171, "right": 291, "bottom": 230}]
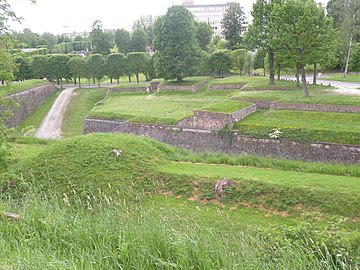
[
  {"left": 61, "top": 88, "right": 107, "bottom": 137},
  {"left": 155, "top": 76, "right": 212, "bottom": 86},
  {"left": 0, "top": 79, "right": 48, "bottom": 97},
  {"left": 201, "top": 100, "right": 252, "bottom": 113},
  {"left": 15, "top": 89, "right": 61, "bottom": 133},
  {"left": 88, "top": 90, "right": 237, "bottom": 124},
  {"left": 233, "top": 109, "right": 360, "bottom": 144},
  {"left": 109, "top": 83, "right": 149, "bottom": 89},
  {"left": 321, "top": 74, "right": 360, "bottom": 82}
]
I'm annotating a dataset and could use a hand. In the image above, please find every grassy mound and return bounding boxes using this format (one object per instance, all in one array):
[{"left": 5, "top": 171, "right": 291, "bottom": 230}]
[{"left": 9, "top": 134, "right": 170, "bottom": 197}]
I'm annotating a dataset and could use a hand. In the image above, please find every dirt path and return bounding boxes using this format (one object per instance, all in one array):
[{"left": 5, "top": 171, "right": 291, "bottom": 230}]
[
  {"left": 317, "top": 79, "right": 360, "bottom": 96},
  {"left": 36, "top": 87, "right": 76, "bottom": 139}
]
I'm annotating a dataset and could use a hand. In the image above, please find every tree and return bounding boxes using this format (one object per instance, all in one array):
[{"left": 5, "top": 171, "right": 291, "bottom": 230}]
[
  {"left": 106, "top": 53, "right": 126, "bottom": 84},
  {"left": 130, "top": 28, "right": 148, "bottom": 52},
  {"left": 133, "top": 15, "right": 154, "bottom": 47},
  {"left": 90, "top": 20, "right": 112, "bottom": 55},
  {"left": 245, "top": 0, "right": 281, "bottom": 85},
  {"left": 14, "top": 55, "right": 33, "bottom": 81},
  {"left": 195, "top": 21, "right": 212, "bottom": 51},
  {"left": 126, "top": 52, "right": 149, "bottom": 83},
  {"left": 31, "top": 55, "right": 49, "bottom": 79},
  {"left": 350, "top": 43, "right": 360, "bottom": 74},
  {"left": 221, "top": 3, "right": 247, "bottom": 50},
  {"left": 231, "top": 49, "right": 247, "bottom": 76},
  {"left": 208, "top": 50, "right": 231, "bottom": 78},
  {"left": 0, "top": 47, "right": 15, "bottom": 84},
  {"left": 40, "top": 32, "right": 57, "bottom": 52},
  {"left": 48, "top": 54, "right": 71, "bottom": 88},
  {"left": 271, "top": 0, "right": 335, "bottom": 97},
  {"left": 115, "top": 28, "right": 131, "bottom": 54},
  {"left": 87, "top": 54, "right": 106, "bottom": 87},
  {"left": 153, "top": 6, "right": 199, "bottom": 82},
  {"left": 68, "top": 56, "right": 87, "bottom": 87}
]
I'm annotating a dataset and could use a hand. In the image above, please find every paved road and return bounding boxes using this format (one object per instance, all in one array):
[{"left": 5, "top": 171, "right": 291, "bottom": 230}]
[{"left": 36, "top": 87, "right": 76, "bottom": 139}]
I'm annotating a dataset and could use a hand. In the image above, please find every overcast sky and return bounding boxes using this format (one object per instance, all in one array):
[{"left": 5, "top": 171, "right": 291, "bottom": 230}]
[{"left": 8, "top": 0, "right": 328, "bottom": 35}]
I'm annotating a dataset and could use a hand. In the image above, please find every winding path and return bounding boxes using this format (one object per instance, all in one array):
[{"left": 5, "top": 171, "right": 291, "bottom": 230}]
[{"left": 36, "top": 87, "right": 76, "bottom": 139}]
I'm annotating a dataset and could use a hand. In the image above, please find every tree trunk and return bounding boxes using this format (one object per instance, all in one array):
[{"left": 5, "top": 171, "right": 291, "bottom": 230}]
[
  {"left": 344, "top": 34, "right": 353, "bottom": 78},
  {"left": 128, "top": 75, "right": 131, "bottom": 83},
  {"left": 98, "top": 79, "right": 100, "bottom": 88},
  {"left": 79, "top": 77, "right": 81, "bottom": 88},
  {"left": 74, "top": 77, "right": 77, "bottom": 85},
  {"left": 60, "top": 79, "right": 63, "bottom": 89},
  {"left": 296, "top": 69, "right": 300, "bottom": 86},
  {"left": 93, "top": 77, "right": 95, "bottom": 84},
  {"left": 269, "top": 50, "right": 275, "bottom": 85},
  {"left": 110, "top": 77, "right": 113, "bottom": 83},
  {"left": 117, "top": 78, "right": 119, "bottom": 84},
  {"left": 145, "top": 74, "right": 149, "bottom": 81},
  {"left": 219, "top": 70, "right": 221, "bottom": 78},
  {"left": 313, "top": 63, "right": 317, "bottom": 85},
  {"left": 277, "top": 64, "right": 281, "bottom": 80},
  {"left": 300, "top": 66, "right": 310, "bottom": 98},
  {"left": 136, "top": 74, "right": 139, "bottom": 83},
  {"left": 57, "top": 78, "right": 60, "bottom": 85}
]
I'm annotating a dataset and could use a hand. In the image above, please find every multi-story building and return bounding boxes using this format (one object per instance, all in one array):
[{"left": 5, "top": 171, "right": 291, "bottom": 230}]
[{"left": 182, "top": 1, "right": 240, "bottom": 39}]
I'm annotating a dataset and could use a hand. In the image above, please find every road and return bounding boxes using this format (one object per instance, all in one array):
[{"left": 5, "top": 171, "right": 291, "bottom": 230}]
[{"left": 35, "top": 87, "right": 76, "bottom": 139}]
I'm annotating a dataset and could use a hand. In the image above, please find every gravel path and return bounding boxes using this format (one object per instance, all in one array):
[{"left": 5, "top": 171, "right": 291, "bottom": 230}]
[{"left": 36, "top": 87, "right": 76, "bottom": 139}]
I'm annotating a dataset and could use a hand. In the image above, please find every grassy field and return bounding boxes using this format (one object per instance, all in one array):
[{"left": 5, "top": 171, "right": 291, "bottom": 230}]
[
  {"left": 322, "top": 74, "right": 360, "bottom": 82},
  {"left": 88, "top": 90, "right": 238, "bottom": 124},
  {"left": 0, "top": 134, "right": 359, "bottom": 269},
  {"left": 61, "top": 88, "right": 107, "bottom": 137},
  {"left": 234, "top": 109, "right": 360, "bottom": 144},
  {"left": 154, "top": 76, "right": 212, "bottom": 86},
  {"left": 0, "top": 79, "right": 47, "bottom": 97}
]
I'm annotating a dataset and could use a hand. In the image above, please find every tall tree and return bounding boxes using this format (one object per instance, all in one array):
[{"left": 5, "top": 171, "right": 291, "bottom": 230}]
[
  {"left": 115, "top": 28, "right": 131, "bottom": 54},
  {"left": 221, "top": 3, "right": 247, "bottom": 50},
  {"left": 245, "top": 0, "right": 281, "bottom": 85},
  {"left": 87, "top": 54, "right": 106, "bottom": 87},
  {"left": 153, "top": 6, "right": 199, "bottom": 82},
  {"left": 90, "top": 20, "right": 111, "bottom": 55},
  {"left": 106, "top": 53, "right": 126, "bottom": 84},
  {"left": 14, "top": 56, "right": 33, "bottom": 81},
  {"left": 68, "top": 56, "right": 87, "bottom": 87},
  {"left": 48, "top": 54, "right": 71, "bottom": 88},
  {"left": 231, "top": 49, "right": 247, "bottom": 76},
  {"left": 126, "top": 52, "right": 149, "bottom": 83},
  {"left": 31, "top": 55, "right": 49, "bottom": 79},
  {"left": 208, "top": 49, "right": 231, "bottom": 78},
  {"left": 133, "top": 15, "right": 154, "bottom": 47},
  {"left": 271, "top": 0, "right": 335, "bottom": 97},
  {"left": 0, "top": 47, "right": 15, "bottom": 84},
  {"left": 130, "top": 28, "right": 148, "bottom": 52},
  {"left": 195, "top": 21, "right": 213, "bottom": 51}
]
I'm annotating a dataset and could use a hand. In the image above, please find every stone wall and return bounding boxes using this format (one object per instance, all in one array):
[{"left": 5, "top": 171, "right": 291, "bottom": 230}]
[
  {"left": 83, "top": 117, "right": 360, "bottom": 164},
  {"left": 2, "top": 83, "right": 57, "bottom": 127},
  {"left": 158, "top": 80, "right": 208, "bottom": 92},
  {"left": 208, "top": 84, "right": 245, "bottom": 91},
  {"left": 235, "top": 98, "right": 360, "bottom": 113},
  {"left": 177, "top": 104, "right": 257, "bottom": 130},
  {"left": 108, "top": 86, "right": 148, "bottom": 93}
]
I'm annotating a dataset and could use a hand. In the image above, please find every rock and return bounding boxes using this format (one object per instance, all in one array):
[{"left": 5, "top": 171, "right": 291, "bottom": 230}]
[{"left": 214, "top": 179, "right": 231, "bottom": 199}]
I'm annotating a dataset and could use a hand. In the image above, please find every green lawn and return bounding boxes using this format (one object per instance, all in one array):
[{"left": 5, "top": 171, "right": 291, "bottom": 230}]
[
  {"left": 88, "top": 90, "right": 238, "bottom": 125},
  {"left": 321, "top": 74, "right": 360, "bottom": 82},
  {"left": 62, "top": 88, "right": 107, "bottom": 137},
  {"left": 234, "top": 109, "right": 360, "bottom": 144},
  {"left": 154, "top": 76, "right": 212, "bottom": 86},
  {"left": 0, "top": 79, "right": 47, "bottom": 97}
]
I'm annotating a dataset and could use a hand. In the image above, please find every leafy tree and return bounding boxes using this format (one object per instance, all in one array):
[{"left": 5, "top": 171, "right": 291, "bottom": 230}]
[
  {"left": 14, "top": 56, "right": 33, "bottom": 81},
  {"left": 90, "top": 20, "right": 112, "bottom": 55},
  {"left": 133, "top": 16, "right": 154, "bottom": 47},
  {"left": 115, "top": 28, "right": 131, "bottom": 54},
  {"left": 221, "top": 3, "right": 247, "bottom": 50},
  {"left": 0, "top": 47, "right": 15, "bottom": 84},
  {"left": 350, "top": 43, "right": 360, "bottom": 74},
  {"left": 68, "top": 56, "right": 87, "bottom": 87},
  {"left": 126, "top": 52, "right": 149, "bottom": 83},
  {"left": 208, "top": 35, "right": 226, "bottom": 52},
  {"left": 31, "top": 55, "right": 49, "bottom": 79},
  {"left": 231, "top": 49, "right": 247, "bottom": 76},
  {"left": 271, "top": 0, "right": 335, "bottom": 97},
  {"left": 40, "top": 32, "right": 57, "bottom": 52},
  {"left": 147, "top": 54, "right": 156, "bottom": 81},
  {"left": 87, "top": 54, "right": 106, "bottom": 87},
  {"left": 106, "top": 53, "right": 126, "bottom": 84},
  {"left": 195, "top": 21, "right": 212, "bottom": 51},
  {"left": 208, "top": 50, "right": 231, "bottom": 78},
  {"left": 48, "top": 54, "right": 71, "bottom": 88},
  {"left": 253, "top": 49, "right": 266, "bottom": 75},
  {"left": 153, "top": 6, "right": 199, "bottom": 82},
  {"left": 130, "top": 28, "right": 148, "bottom": 52}
]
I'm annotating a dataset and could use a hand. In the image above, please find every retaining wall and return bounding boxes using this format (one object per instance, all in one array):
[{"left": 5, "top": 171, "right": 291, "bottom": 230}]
[
  {"left": 234, "top": 98, "right": 360, "bottom": 113},
  {"left": 2, "top": 83, "right": 57, "bottom": 127},
  {"left": 208, "top": 84, "right": 245, "bottom": 91},
  {"left": 158, "top": 80, "right": 208, "bottom": 92},
  {"left": 83, "top": 117, "right": 360, "bottom": 164},
  {"left": 108, "top": 86, "right": 148, "bottom": 93},
  {"left": 177, "top": 104, "right": 257, "bottom": 130}
]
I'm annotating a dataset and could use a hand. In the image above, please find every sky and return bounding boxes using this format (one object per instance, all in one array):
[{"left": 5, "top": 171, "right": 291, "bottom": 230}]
[{"left": 8, "top": 0, "right": 329, "bottom": 35}]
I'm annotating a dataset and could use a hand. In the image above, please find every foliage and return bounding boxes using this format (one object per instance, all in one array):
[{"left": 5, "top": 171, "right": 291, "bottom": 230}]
[
  {"left": 0, "top": 79, "right": 46, "bottom": 97},
  {"left": 195, "top": 21, "right": 213, "bottom": 51},
  {"left": 153, "top": 6, "right": 200, "bottom": 82},
  {"left": 115, "top": 28, "right": 131, "bottom": 54},
  {"left": 221, "top": 3, "right": 247, "bottom": 50},
  {"left": 349, "top": 42, "right": 360, "bottom": 73},
  {"left": 87, "top": 54, "right": 106, "bottom": 87},
  {"left": 68, "top": 56, "right": 87, "bottom": 87},
  {"left": 106, "top": 53, "right": 126, "bottom": 84},
  {"left": 31, "top": 55, "right": 49, "bottom": 79},
  {"left": 0, "top": 47, "right": 15, "bottom": 84},
  {"left": 231, "top": 49, "right": 247, "bottom": 75},
  {"left": 90, "top": 20, "right": 112, "bottom": 56},
  {"left": 208, "top": 50, "right": 231, "bottom": 78},
  {"left": 268, "top": 128, "right": 282, "bottom": 139},
  {"left": 130, "top": 28, "right": 148, "bottom": 52},
  {"left": 132, "top": 15, "right": 154, "bottom": 46},
  {"left": 20, "top": 126, "right": 36, "bottom": 137},
  {"left": 13, "top": 55, "right": 33, "bottom": 81},
  {"left": 126, "top": 52, "right": 149, "bottom": 83},
  {"left": 47, "top": 54, "right": 71, "bottom": 88}
]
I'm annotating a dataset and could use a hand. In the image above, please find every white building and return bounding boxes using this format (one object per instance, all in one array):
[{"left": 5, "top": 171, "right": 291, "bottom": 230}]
[{"left": 183, "top": 1, "right": 240, "bottom": 39}]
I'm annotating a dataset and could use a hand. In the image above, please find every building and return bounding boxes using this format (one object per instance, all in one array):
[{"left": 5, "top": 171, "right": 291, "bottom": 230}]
[{"left": 183, "top": 1, "right": 240, "bottom": 39}]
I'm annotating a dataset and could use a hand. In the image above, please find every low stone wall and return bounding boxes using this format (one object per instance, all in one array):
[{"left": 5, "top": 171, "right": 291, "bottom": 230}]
[
  {"left": 83, "top": 117, "right": 360, "bottom": 164},
  {"left": 177, "top": 104, "right": 257, "bottom": 130},
  {"left": 208, "top": 84, "right": 245, "bottom": 91},
  {"left": 2, "top": 83, "right": 57, "bottom": 127},
  {"left": 108, "top": 86, "right": 148, "bottom": 93},
  {"left": 150, "top": 82, "right": 160, "bottom": 91},
  {"left": 158, "top": 80, "right": 208, "bottom": 92},
  {"left": 234, "top": 98, "right": 360, "bottom": 113}
]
